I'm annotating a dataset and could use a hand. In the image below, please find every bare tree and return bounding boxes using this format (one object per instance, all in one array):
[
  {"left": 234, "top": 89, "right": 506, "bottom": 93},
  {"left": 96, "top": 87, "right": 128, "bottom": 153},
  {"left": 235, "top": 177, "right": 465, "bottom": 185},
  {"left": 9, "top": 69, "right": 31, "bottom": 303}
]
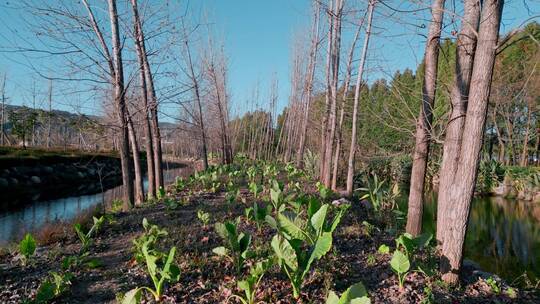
[
  {"left": 130, "top": 0, "right": 156, "bottom": 199},
  {"left": 296, "top": 1, "right": 321, "bottom": 168},
  {"left": 436, "top": 0, "right": 481, "bottom": 244},
  {"left": 441, "top": 0, "right": 504, "bottom": 284},
  {"left": 346, "top": 0, "right": 375, "bottom": 197},
  {"left": 405, "top": 0, "right": 445, "bottom": 236}
]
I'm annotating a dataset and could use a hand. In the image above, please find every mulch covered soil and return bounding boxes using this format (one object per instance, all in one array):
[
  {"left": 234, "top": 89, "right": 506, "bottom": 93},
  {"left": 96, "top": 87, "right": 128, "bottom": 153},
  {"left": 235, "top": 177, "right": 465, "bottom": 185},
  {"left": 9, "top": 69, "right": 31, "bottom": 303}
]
[{"left": 1, "top": 185, "right": 538, "bottom": 303}]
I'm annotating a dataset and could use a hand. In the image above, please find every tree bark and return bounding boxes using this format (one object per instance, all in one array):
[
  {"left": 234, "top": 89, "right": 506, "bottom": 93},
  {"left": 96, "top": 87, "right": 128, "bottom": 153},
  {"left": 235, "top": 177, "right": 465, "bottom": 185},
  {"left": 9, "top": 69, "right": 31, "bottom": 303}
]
[
  {"left": 405, "top": 0, "right": 445, "bottom": 236},
  {"left": 320, "top": 0, "right": 334, "bottom": 180},
  {"left": 436, "top": 0, "right": 481, "bottom": 244},
  {"left": 332, "top": 16, "right": 363, "bottom": 190},
  {"left": 323, "top": 0, "right": 343, "bottom": 187},
  {"left": 130, "top": 0, "right": 155, "bottom": 200},
  {"left": 108, "top": 0, "right": 134, "bottom": 208},
  {"left": 127, "top": 111, "right": 144, "bottom": 205},
  {"left": 441, "top": 0, "right": 504, "bottom": 285},
  {"left": 346, "top": 0, "right": 375, "bottom": 196},
  {"left": 130, "top": 4, "right": 164, "bottom": 190}
]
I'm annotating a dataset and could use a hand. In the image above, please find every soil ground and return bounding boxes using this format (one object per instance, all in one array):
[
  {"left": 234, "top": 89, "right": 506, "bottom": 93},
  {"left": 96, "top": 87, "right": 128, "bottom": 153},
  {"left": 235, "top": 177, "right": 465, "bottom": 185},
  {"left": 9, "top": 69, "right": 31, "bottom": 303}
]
[{"left": 1, "top": 173, "right": 538, "bottom": 304}]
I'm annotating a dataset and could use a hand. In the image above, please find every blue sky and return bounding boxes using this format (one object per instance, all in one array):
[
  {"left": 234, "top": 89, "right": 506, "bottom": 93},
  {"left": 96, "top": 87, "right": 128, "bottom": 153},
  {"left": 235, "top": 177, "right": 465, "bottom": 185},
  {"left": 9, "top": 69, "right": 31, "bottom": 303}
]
[{"left": 0, "top": 0, "right": 538, "bottom": 121}]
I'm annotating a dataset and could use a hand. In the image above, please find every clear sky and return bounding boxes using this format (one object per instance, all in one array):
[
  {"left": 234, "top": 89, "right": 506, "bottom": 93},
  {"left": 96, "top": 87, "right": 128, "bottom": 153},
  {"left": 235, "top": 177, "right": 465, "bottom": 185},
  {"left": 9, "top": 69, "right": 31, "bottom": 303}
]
[{"left": 0, "top": 0, "right": 538, "bottom": 121}]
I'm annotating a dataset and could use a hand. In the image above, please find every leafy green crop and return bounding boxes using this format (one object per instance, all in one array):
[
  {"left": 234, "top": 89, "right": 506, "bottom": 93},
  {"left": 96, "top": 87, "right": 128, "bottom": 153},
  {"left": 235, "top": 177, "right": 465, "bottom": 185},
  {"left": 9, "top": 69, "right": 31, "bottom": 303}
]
[
  {"left": 213, "top": 220, "right": 251, "bottom": 274},
  {"left": 197, "top": 210, "right": 211, "bottom": 227},
  {"left": 19, "top": 233, "right": 36, "bottom": 266},
  {"left": 122, "top": 242, "right": 180, "bottom": 303},
  {"left": 132, "top": 218, "right": 168, "bottom": 263},
  {"left": 272, "top": 233, "right": 332, "bottom": 299},
  {"left": 390, "top": 250, "right": 410, "bottom": 289},
  {"left": 32, "top": 272, "right": 73, "bottom": 304},
  {"left": 326, "top": 282, "right": 371, "bottom": 304},
  {"left": 74, "top": 216, "right": 104, "bottom": 255},
  {"left": 230, "top": 260, "right": 272, "bottom": 304}
]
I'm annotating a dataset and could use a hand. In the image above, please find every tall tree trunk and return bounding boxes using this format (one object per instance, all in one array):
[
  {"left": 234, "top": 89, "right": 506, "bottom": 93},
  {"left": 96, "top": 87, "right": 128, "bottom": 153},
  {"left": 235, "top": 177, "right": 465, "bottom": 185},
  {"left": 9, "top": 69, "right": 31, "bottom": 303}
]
[
  {"left": 127, "top": 111, "right": 144, "bottom": 205},
  {"left": 296, "top": 3, "right": 320, "bottom": 168},
  {"left": 346, "top": 0, "right": 375, "bottom": 197},
  {"left": 108, "top": 0, "right": 134, "bottom": 208},
  {"left": 320, "top": 0, "right": 334, "bottom": 180},
  {"left": 323, "top": 0, "right": 343, "bottom": 187},
  {"left": 405, "top": 0, "right": 445, "bottom": 236},
  {"left": 47, "top": 79, "right": 52, "bottom": 148},
  {"left": 130, "top": 0, "right": 155, "bottom": 200},
  {"left": 436, "top": 0, "right": 480, "bottom": 244},
  {"left": 519, "top": 102, "right": 531, "bottom": 166},
  {"left": 130, "top": 1, "right": 164, "bottom": 189},
  {"left": 331, "top": 17, "right": 363, "bottom": 190},
  {"left": 183, "top": 35, "right": 209, "bottom": 170},
  {"left": 441, "top": 0, "right": 504, "bottom": 284}
]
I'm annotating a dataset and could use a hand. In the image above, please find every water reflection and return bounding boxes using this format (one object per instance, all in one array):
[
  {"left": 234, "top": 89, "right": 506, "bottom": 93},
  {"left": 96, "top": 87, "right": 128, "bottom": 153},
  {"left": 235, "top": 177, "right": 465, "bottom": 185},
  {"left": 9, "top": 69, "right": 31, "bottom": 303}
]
[
  {"left": 0, "top": 166, "right": 189, "bottom": 246},
  {"left": 421, "top": 194, "right": 540, "bottom": 281}
]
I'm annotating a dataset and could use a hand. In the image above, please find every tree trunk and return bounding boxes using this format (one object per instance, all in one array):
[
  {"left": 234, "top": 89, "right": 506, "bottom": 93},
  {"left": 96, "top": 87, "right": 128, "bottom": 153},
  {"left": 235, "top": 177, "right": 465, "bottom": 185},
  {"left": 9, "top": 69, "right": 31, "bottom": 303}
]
[
  {"left": 130, "top": 0, "right": 155, "bottom": 200},
  {"left": 405, "top": 0, "right": 445, "bottom": 236},
  {"left": 131, "top": 4, "right": 164, "bottom": 190},
  {"left": 320, "top": 0, "right": 334, "bottom": 180},
  {"left": 323, "top": 0, "right": 343, "bottom": 187},
  {"left": 441, "top": 0, "right": 504, "bottom": 285},
  {"left": 108, "top": 0, "right": 134, "bottom": 208},
  {"left": 346, "top": 0, "right": 375, "bottom": 196},
  {"left": 436, "top": 0, "right": 480, "bottom": 244},
  {"left": 331, "top": 17, "right": 363, "bottom": 190},
  {"left": 127, "top": 111, "right": 144, "bottom": 205},
  {"left": 183, "top": 34, "right": 209, "bottom": 171},
  {"left": 519, "top": 102, "right": 531, "bottom": 166}
]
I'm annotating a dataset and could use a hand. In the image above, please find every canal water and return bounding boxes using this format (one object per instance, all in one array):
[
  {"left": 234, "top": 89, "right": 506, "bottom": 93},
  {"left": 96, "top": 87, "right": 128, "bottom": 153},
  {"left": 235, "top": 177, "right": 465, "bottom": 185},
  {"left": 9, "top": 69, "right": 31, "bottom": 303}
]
[{"left": 0, "top": 165, "right": 191, "bottom": 246}]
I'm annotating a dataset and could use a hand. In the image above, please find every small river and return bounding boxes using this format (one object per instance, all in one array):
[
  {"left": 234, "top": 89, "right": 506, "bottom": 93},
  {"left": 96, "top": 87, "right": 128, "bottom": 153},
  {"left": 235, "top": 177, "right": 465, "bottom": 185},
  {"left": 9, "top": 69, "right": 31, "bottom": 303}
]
[{"left": 0, "top": 164, "right": 191, "bottom": 246}]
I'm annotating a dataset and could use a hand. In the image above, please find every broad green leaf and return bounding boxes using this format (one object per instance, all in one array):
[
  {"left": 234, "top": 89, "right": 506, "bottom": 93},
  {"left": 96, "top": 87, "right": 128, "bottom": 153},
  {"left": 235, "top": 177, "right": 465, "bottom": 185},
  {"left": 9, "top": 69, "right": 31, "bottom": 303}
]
[
  {"left": 310, "top": 204, "right": 328, "bottom": 234},
  {"left": 326, "top": 291, "right": 340, "bottom": 304},
  {"left": 277, "top": 213, "right": 306, "bottom": 240},
  {"left": 329, "top": 205, "right": 349, "bottom": 233},
  {"left": 212, "top": 246, "right": 229, "bottom": 257},
  {"left": 338, "top": 282, "right": 370, "bottom": 304},
  {"left": 390, "top": 250, "right": 410, "bottom": 275},
  {"left": 19, "top": 233, "right": 36, "bottom": 258},
  {"left": 271, "top": 235, "right": 298, "bottom": 271},
  {"left": 302, "top": 232, "right": 332, "bottom": 280},
  {"left": 122, "top": 288, "right": 141, "bottom": 304},
  {"left": 413, "top": 232, "right": 432, "bottom": 249}
]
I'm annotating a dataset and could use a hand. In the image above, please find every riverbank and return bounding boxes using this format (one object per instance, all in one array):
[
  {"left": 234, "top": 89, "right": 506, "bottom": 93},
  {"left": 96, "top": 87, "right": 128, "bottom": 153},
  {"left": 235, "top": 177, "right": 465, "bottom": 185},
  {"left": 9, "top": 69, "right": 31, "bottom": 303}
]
[{"left": 0, "top": 163, "right": 538, "bottom": 303}]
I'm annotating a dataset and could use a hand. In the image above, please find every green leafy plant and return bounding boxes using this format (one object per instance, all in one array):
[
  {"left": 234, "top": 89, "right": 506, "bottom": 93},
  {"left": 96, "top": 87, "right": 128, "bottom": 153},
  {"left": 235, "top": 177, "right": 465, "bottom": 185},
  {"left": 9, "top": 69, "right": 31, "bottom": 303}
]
[
  {"left": 213, "top": 220, "right": 251, "bottom": 274},
  {"left": 269, "top": 179, "right": 286, "bottom": 212},
  {"left": 19, "top": 233, "right": 36, "bottom": 266},
  {"left": 245, "top": 202, "right": 272, "bottom": 230},
  {"left": 326, "top": 282, "right": 371, "bottom": 304},
  {"left": 316, "top": 181, "right": 331, "bottom": 201},
  {"left": 248, "top": 181, "right": 262, "bottom": 200},
  {"left": 32, "top": 272, "right": 73, "bottom": 304},
  {"left": 395, "top": 232, "right": 432, "bottom": 257},
  {"left": 272, "top": 233, "right": 332, "bottom": 299},
  {"left": 197, "top": 209, "right": 211, "bottom": 227},
  {"left": 110, "top": 199, "right": 124, "bottom": 213},
  {"left": 271, "top": 203, "right": 348, "bottom": 299},
  {"left": 157, "top": 186, "right": 166, "bottom": 200},
  {"left": 377, "top": 244, "right": 390, "bottom": 254},
  {"left": 229, "top": 260, "right": 272, "bottom": 304},
  {"left": 74, "top": 216, "right": 105, "bottom": 255},
  {"left": 390, "top": 250, "right": 410, "bottom": 290},
  {"left": 366, "top": 254, "right": 376, "bottom": 266},
  {"left": 132, "top": 218, "right": 168, "bottom": 263},
  {"left": 485, "top": 277, "right": 501, "bottom": 294},
  {"left": 122, "top": 241, "right": 180, "bottom": 303}
]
